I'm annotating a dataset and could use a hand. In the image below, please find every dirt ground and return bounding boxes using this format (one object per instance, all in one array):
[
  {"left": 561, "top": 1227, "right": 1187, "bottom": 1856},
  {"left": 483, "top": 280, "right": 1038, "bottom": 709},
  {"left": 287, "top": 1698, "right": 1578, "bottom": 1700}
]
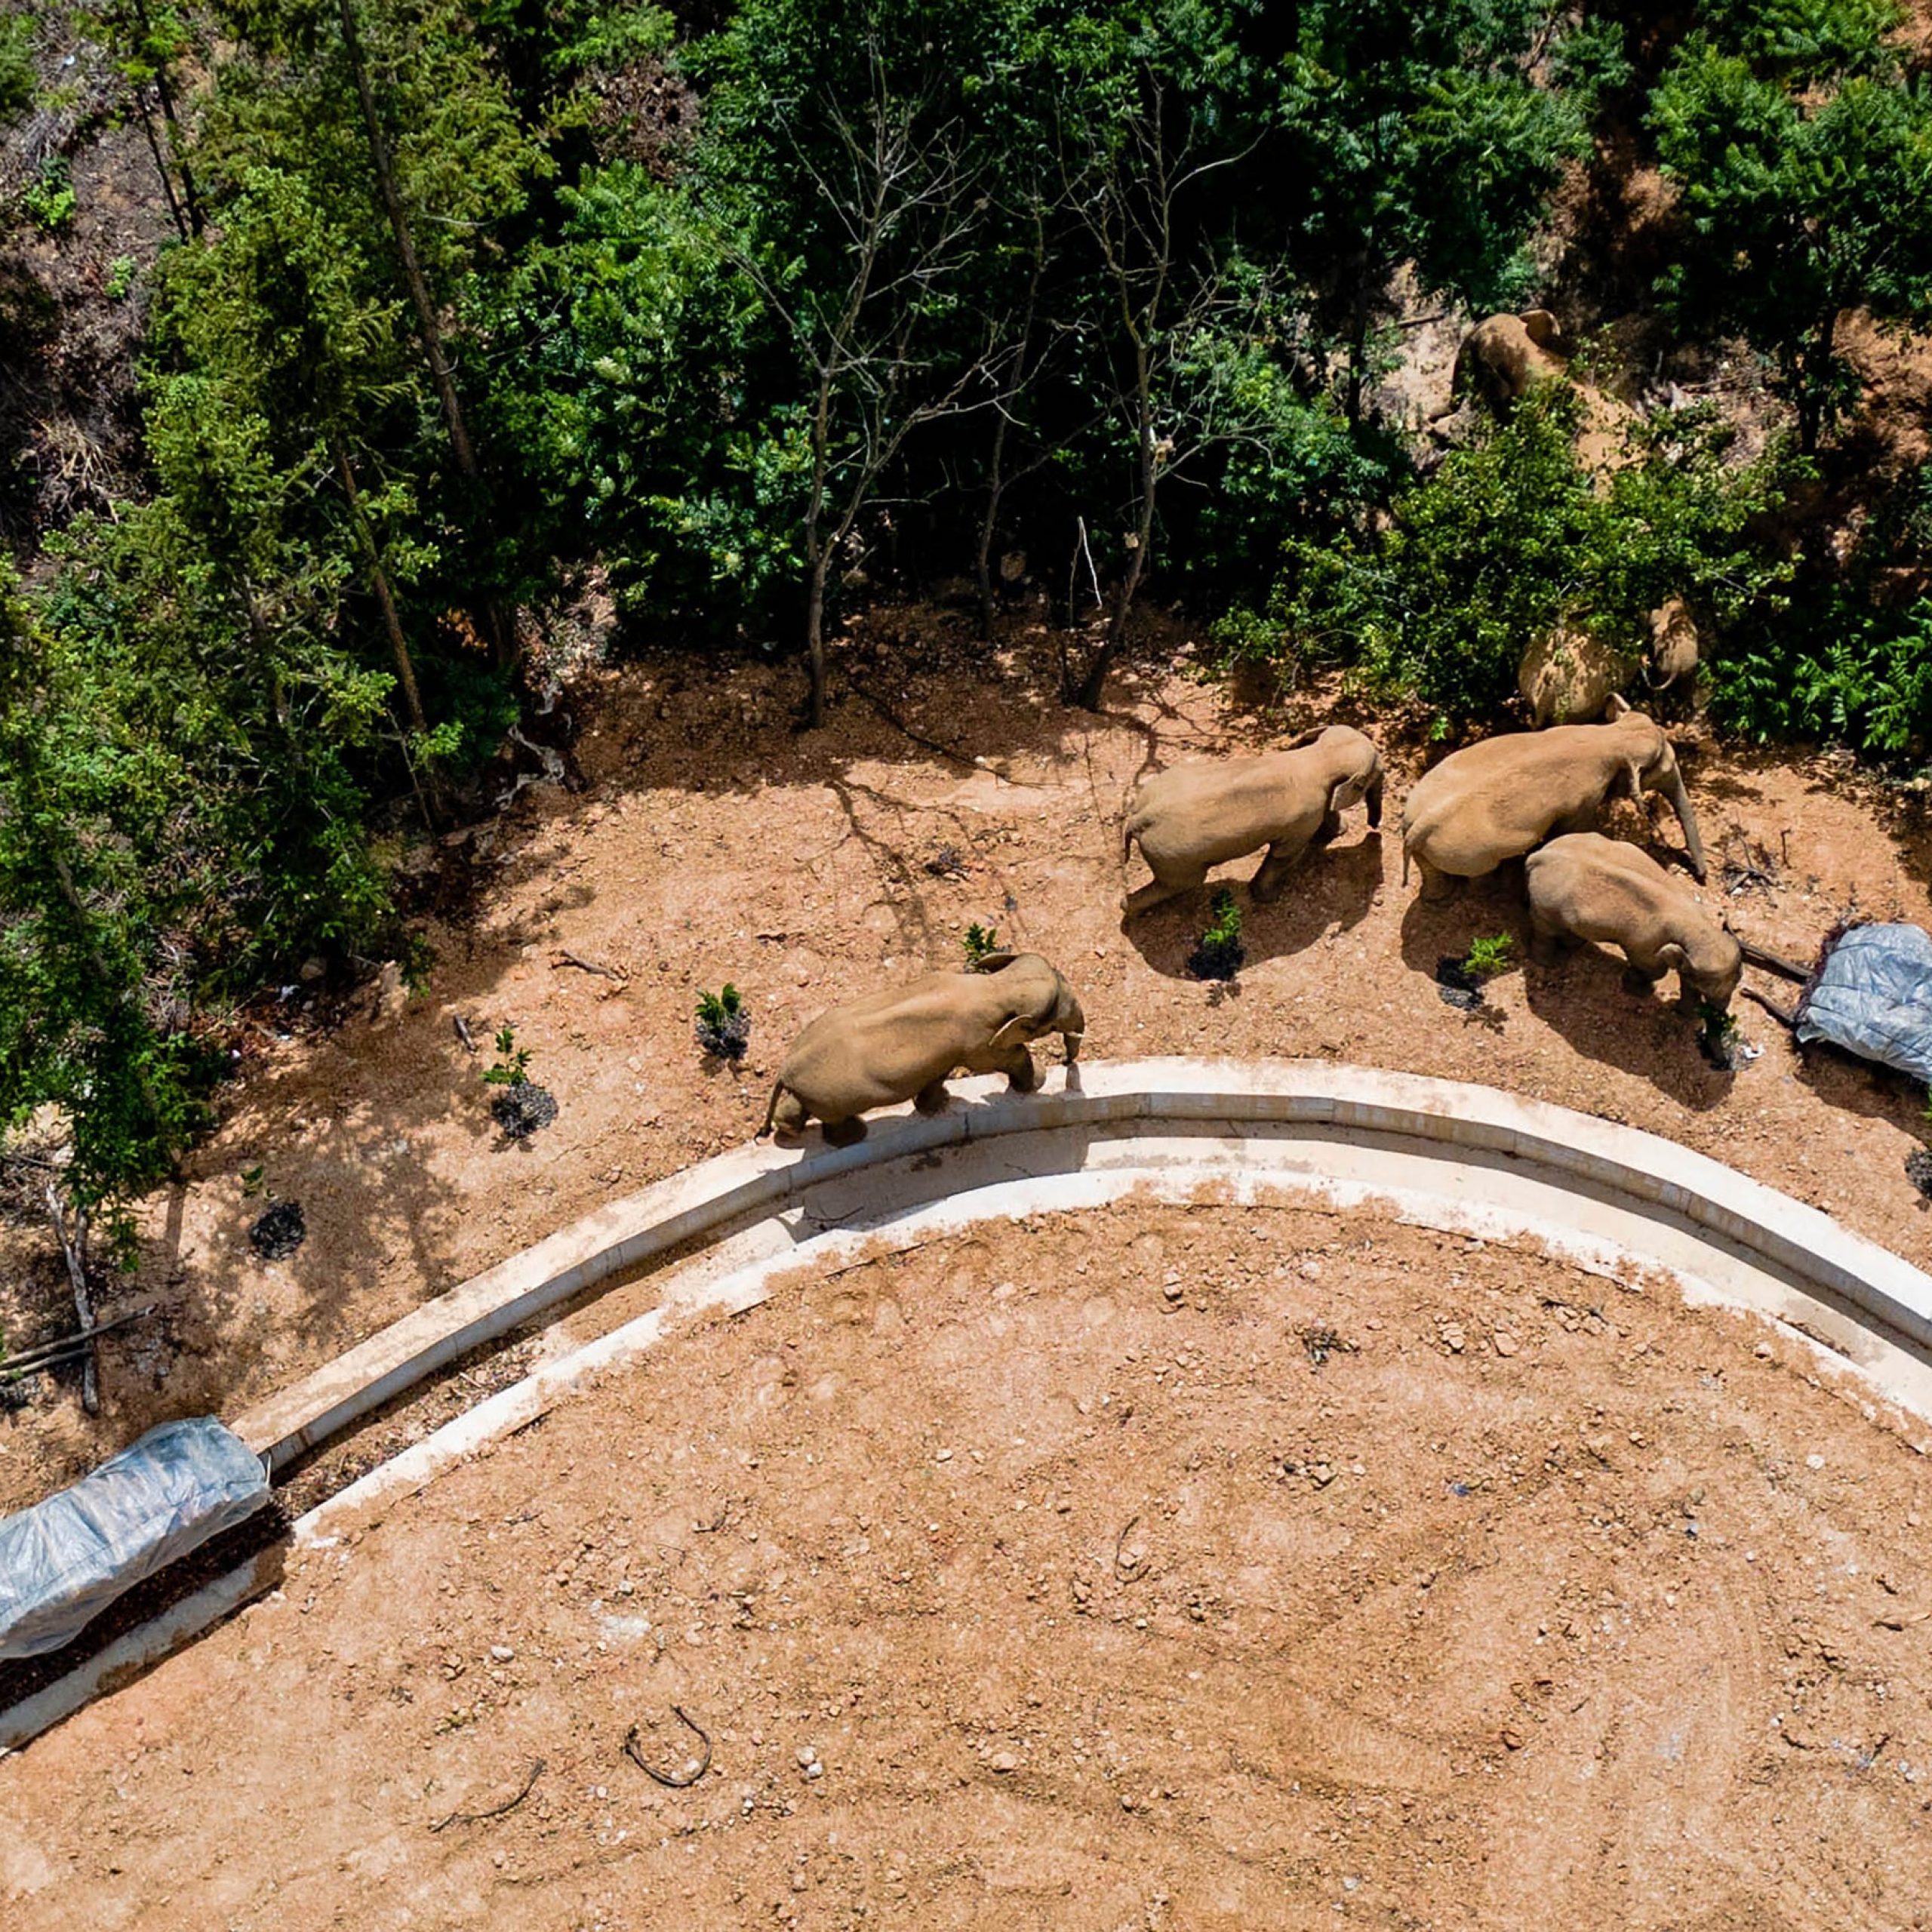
[
  {"left": 8, "top": 1199, "right": 1932, "bottom": 1930},
  {"left": 7, "top": 627, "right": 1932, "bottom": 1510}
]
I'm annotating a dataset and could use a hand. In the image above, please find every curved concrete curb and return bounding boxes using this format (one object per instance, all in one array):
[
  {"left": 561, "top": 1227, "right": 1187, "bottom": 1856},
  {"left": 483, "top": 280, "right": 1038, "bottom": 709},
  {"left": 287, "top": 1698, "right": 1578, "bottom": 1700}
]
[
  {"left": 235, "top": 1057, "right": 1932, "bottom": 1471},
  {"left": 14, "top": 1057, "right": 1932, "bottom": 1755}
]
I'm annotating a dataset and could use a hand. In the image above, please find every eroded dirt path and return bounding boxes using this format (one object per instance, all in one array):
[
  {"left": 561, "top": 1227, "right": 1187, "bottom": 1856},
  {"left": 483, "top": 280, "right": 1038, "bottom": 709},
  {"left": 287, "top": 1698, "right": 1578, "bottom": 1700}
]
[
  {"left": 8, "top": 1202, "right": 1932, "bottom": 1930},
  {"left": 5, "top": 632, "right": 1932, "bottom": 1507}
]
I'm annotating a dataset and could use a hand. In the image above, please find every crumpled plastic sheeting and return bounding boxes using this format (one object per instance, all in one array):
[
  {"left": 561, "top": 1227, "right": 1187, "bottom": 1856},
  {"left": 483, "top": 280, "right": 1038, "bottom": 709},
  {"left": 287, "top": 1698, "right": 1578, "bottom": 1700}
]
[
  {"left": 1795, "top": 921, "right": 1932, "bottom": 1087},
  {"left": 0, "top": 1417, "right": 269, "bottom": 1661}
]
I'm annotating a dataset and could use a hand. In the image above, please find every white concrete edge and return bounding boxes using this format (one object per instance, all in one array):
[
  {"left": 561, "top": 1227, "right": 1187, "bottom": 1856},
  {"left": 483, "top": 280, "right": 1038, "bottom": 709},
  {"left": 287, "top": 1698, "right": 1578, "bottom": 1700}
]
[
  {"left": 15, "top": 1057, "right": 1932, "bottom": 1757},
  {"left": 235, "top": 1059, "right": 1932, "bottom": 1472}
]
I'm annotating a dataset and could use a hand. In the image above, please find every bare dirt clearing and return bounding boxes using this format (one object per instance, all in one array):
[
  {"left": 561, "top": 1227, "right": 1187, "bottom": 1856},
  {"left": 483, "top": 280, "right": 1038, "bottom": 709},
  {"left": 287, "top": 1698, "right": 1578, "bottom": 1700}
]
[
  {"left": 8, "top": 1201, "right": 1932, "bottom": 1930},
  {"left": 5, "top": 632, "right": 1932, "bottom": 1512}
]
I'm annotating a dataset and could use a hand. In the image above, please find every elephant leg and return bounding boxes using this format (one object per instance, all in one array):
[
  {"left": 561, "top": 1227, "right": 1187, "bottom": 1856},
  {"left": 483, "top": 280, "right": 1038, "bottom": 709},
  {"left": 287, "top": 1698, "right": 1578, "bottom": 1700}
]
[
  {"left": 1122, "top": 868, "right": 1203, "bottom": 918},
  {"left": 1414, "top": 858, "right": 1461, "bottom": 904},
  {"left": 1250, "top": 839, "right": 1307, "bottom": 904},
  {"left": 1528, "top": 920, "right": 1567, "bottom": 968},
  {"left": 1620, "top": 955, "right": 1666, "bottom": 998},
  {"left": 770, "top": 1089, "right": 810, "bottom": 1137},
  {"left": 820, "top": 1114, "right": 868, "bottom": 1147},
  {"left": 1003, "top": 1044, "right": 1041, "bottom": 1092},
  {"left": 1551, "top": 804, "right": 1601, "bottom": 838},
  {"left": 913, "top": 1078, "right": 951, "bottom": 1115}
]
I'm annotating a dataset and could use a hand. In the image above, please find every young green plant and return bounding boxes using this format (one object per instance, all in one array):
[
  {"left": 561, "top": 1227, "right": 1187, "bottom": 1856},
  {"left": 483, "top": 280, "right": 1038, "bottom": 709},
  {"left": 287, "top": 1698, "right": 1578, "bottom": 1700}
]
[{"left": 695, "top": 983, "right": 752, "bottom": 1061}]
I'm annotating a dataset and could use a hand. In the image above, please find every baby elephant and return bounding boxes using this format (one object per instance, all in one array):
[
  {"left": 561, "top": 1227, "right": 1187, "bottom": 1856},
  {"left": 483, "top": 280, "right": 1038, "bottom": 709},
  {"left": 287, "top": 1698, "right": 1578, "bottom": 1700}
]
[
  {"left": 759, "top": 952, "right": 1085, "bottom": 1145},
  {"left": 1120, "top": 725, "right": 1384, "bottom": 916},
  {"left": 1525, "top": 833, "right": 1741, "bottom": 1008}
]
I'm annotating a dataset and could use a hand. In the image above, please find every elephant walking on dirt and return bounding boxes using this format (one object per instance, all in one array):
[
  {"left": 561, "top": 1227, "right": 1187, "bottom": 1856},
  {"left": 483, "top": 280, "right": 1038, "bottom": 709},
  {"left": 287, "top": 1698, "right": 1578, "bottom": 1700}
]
[
  {"left": 1120, "top": 725, "right": 1384, "bottom": 916},
  {"left": 759, "top": 952, "right": 1086, "bottom": 1146},
  {"left": 1401, "top": 699, "right": 1706, "bottom": 900},
  {"left": 1525, "top": 833, "right": 1741, "bottom": 1008}
]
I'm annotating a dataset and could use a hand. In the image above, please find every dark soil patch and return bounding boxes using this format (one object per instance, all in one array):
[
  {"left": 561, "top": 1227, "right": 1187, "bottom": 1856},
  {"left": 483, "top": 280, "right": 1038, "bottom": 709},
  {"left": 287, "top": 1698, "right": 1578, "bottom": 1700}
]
[
  {"left": 491, "top": 1082, "right": 559, "bottom": 1140},
  {"left": 1435, "top": 956, "right": 1483, "bottom": 1011},
  {"left": 1906, "top": 1147, "right": 1932, "bottom": 1201},
  {"left": 248, "top": 1201, "right": 306, "bottom": 1261},
  {"left": 1187, "top": 935, "right": 1244, "bottom": 981},
  {"left": 0, "top": 1500, "right": 288, "bottom": 1717},
  {"left": 695, "top": 1011, "right": 752, "bottom": 1061}
]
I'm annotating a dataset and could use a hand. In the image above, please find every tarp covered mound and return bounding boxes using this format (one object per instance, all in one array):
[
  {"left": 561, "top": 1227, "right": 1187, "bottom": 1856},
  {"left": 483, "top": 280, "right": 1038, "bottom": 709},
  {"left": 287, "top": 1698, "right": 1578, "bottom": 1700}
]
[
  {"left": 1795, "top": 921, "right": 1932, "bottom": 1086},
  {"left": 0, "top": 1417, "right": 269, "bottom": 1662}
]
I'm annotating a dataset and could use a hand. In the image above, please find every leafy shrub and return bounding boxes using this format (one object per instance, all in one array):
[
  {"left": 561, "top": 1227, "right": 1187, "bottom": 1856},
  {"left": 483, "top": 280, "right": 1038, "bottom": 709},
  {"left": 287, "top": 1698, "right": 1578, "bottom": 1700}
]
[
  {"left": 1221, "top": 388, "right": 1796, "bottom": 725},
  {"left": 695, "top": 983, "right": 751, "bottom": 1060},
  {"left": 1188, "top": 888, "right": 1244, "bottom": 981},
  {"left": 963, "top": 923, "right": 1000, "bottom": 967},
  {"left": 23, "top": 155, "right": 76, "bottom": 232},
  {"left": 106, "top": 255, "right": 137, "bottom": 301},
  {"left": 483, "top": 1023, "right": 533, "bottom": 1087},
  {"left": 1462, "top": 933, "right": 1515, "bottom": 980}
]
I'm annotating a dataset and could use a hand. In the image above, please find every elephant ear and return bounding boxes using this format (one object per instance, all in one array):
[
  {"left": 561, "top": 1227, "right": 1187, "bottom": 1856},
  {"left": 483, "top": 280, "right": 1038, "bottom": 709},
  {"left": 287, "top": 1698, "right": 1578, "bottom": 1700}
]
[
  {"left": 1284, "top": 727, "right": 1327, "bottom": 751},
  {"left": 970, "top": 950, "right": 1020, "bottom": 975},
  {"left": 1656, "top": 943, "right": 1689, "bottom": 975}
]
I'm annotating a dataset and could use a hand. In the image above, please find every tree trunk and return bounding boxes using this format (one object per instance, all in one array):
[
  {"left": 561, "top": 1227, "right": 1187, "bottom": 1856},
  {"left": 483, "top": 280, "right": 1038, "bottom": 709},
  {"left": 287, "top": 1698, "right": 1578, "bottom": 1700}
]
[
  {"left": 974, "top": 407, "right": 1010, "bottom": 643},
  {"left": 335, "top": 0, "right": 512, "bottom": 665},
  {"left": 330, "top": 432, "right": 429, "bottom": 737},
  {"left": 1078, "top": 344, "right": 1156, "bottom": 712},
  {"left": 337, "top": 0, "right": 478, "bottom": 484},
  {"left": 134, "top": 87, "right": 189, "bottom": 242},
  {"left": 130, "top": 0, "right": 204, "bottom": 235},
  {"left": 805, "top": 552, "right": 829, "bottom": 731}
]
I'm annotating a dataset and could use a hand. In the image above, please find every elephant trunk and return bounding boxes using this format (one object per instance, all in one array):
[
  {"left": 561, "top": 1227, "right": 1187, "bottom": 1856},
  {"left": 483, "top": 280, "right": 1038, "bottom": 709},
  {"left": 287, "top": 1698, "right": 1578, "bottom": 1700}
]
[
  {"left": 1364, "top": 770, "right": 1384, "bottom": 829},
  {"left": 1058, "top": 992, "right": 1086, "bottom": 1063},
  {"left": 1665, "top": 773, "right": 1708, "bottom": 882}
]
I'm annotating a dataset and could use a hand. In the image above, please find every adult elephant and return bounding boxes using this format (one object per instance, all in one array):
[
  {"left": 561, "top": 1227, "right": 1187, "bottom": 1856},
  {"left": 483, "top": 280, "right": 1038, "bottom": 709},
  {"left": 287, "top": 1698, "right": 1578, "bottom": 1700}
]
[
  {"left": 1401, "top": 699, "right": 1706, "bottom": 900},
  {"left": 1120, "top": 725, "right": 1384, "bottom": 916},
  {"left": 759, "top": 952, "right": 1085, "bottom": 1145}
]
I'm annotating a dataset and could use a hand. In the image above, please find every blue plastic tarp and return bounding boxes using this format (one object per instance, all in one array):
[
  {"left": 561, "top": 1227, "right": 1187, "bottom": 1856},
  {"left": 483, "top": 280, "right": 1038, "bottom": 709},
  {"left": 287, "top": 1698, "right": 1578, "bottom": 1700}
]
[
  {"left": 1795, "top": 922, "right": 1932, "bottom": 1087},
  {"left": 0, "top": 1417, "right": 269, "bottom": 1662}
]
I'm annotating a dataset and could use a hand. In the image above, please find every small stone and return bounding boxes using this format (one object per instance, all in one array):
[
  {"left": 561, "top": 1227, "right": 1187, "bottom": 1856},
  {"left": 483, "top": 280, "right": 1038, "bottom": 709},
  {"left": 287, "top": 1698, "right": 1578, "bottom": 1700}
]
[
  {"left": 795, "top": 1746, "right": 817, "bottom": 1768},
  {"left": 1162, "top": 1282, "right": 1183, "bottom": 1303},
  {"left": 804, "top": 1762, "right": 823, "bottom": 1781},
  {"left": 1500, "top": 1727, "right": 1525, "bottom": 1751},
  {"left": 1440, "top": 1324, "right": 1466, "bottom": 1354},
  {"left": 1492, "top": 1331, "right": 1519, "bottom": 1358},
  {"left": 1805, "top": 1453, "right": 1825, "bottom": 1471},
  {"left": 490, "top": 1644, "right": 515, "bottom": 1662},
  {"left": 1755, "top": 1341, "right": 1773, "bottom": 1358},
  {"left": 989, "top": 1751, "right": 1018, "bottom": 1774}
]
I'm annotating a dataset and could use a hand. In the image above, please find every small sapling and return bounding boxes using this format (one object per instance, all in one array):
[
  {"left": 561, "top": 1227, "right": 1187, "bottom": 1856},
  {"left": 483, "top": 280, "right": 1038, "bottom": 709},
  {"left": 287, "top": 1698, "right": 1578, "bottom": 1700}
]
[
  {"left": 695, "top": 984, "right": 752, "bottom": 1061},
  {"left": 1188, "top": 888, "right": 1244, "bottom": 981},
  {"left": 963, "top": 923, "right": 1000, "bottom": 968},
  {"left": 484, "top": 1023, "right": 558, "bottom": 1138}
]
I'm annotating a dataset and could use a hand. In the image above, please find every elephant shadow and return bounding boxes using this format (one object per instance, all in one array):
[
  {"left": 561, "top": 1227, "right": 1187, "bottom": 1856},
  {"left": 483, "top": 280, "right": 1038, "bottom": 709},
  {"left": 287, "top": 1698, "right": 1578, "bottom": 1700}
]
[
  {"left": 1121, "top": 832, "right": 1385, "bottom": 982},
  {"left": 1521, "top": 944, "right": 1737, "bottom": 1109},
  {"left": 1396, "top": 872, "right": 1734, "bottom": 1110}
]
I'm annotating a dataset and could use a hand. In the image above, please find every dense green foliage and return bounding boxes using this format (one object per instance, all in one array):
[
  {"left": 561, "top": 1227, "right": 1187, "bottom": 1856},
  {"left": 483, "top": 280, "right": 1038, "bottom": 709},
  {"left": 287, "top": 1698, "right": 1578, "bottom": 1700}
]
[
  {"left": 1651, "top": 0, "right": 1932, "bottom": 453},
  {"left": 5, "top": 0, "right": 1932, "bottom": 1216},
  {"left": 1222, "top": 389, "right": 1795, "bottom": 726}
]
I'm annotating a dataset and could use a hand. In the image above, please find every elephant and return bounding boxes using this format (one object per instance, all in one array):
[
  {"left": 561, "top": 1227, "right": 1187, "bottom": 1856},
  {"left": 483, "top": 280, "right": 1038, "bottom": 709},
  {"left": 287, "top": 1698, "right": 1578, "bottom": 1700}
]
[
  {"left": 1119, "top": 725, "right": 1384, "bottom": 916},
  {"left": 1451, "top": 309, "right": 1567, "bottom": 411},
  {"left": 1401, "top": 698, "right": 1707, "bottom": 900},
  {"left": 1526, "top": 832, "right": 1742, "bottom": 1008},
  {"left": 758, "top": 951, "right": 1085, "bottom": 1146},
  {"left": 1645, "top": 597, "right": 1700, "bottom": 700},
  {"left": 1517, "top": 601, "right": 1703, "bottom": 728}
]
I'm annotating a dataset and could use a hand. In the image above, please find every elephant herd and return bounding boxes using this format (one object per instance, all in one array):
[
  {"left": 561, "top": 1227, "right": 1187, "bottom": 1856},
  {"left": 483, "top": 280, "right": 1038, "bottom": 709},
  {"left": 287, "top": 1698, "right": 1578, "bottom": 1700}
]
[{"left": 759, "top": 699, "right": 1740, "bottom": 1144}]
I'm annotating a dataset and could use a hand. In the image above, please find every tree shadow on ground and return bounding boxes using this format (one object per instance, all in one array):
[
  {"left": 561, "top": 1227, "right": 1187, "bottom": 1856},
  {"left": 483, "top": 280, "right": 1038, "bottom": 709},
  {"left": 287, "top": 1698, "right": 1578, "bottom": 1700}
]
[{"left": 1120, "top": 833, "right": 1384, "bottom": 982}]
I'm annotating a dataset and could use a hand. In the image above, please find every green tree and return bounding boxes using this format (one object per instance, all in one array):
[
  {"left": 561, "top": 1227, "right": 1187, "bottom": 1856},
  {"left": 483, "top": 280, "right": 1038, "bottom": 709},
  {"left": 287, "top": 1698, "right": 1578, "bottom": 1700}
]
[
  {"left": 1651, "top": 5, "right": 1932, "bottom": 453},
  {"left": 1272, "top": 0, "right": 1615, "bottom": 423}
]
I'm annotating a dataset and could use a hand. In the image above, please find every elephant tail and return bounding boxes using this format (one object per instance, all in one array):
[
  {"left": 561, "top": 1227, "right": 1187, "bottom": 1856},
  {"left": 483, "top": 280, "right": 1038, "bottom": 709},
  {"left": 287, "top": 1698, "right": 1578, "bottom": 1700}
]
[
  {"left": 756, "top": 1081, "right": 784, "bottom": 1140},
  {"left": 1121, "top": 811, "right": 1147, "bottom": 864},
  {"left": 1401, "top": 838, "right": 1411, "bottom": 887}
]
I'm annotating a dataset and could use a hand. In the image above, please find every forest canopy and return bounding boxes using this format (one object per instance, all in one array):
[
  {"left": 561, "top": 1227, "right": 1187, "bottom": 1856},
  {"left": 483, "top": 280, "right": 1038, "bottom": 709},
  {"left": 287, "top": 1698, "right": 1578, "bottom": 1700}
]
[{"left": 3, "top": 0, "right": 1931, "bottom": 1214}]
